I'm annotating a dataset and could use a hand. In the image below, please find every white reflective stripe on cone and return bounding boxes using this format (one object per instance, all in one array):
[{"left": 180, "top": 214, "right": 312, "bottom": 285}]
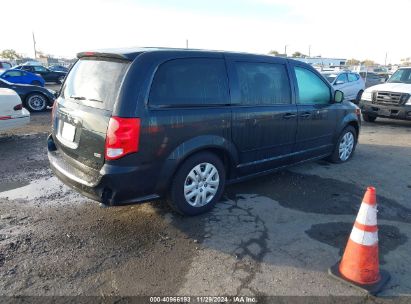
[
  {"left": 350, "top": 226, "right": 378, "bottom": 246},
  {"left": 356, "top": 203, "right": 377, "bottom": 226}
]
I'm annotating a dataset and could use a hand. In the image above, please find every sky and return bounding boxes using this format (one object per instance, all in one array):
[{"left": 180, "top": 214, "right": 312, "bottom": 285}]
[{"left": 2, "top": 0, "right": 410, "bottom": 64}]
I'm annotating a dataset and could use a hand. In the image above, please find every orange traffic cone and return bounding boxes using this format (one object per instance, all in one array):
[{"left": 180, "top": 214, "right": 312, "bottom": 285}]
[{"left": 329, "top": 187, "right": 390, "bottom": 295}]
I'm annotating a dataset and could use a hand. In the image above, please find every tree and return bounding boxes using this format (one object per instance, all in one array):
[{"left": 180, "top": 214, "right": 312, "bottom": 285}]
[
  {"left": 292, "top": 51, "right": 307, "bottom": 58},
  {"left": 361, "top": 59, "right": 375, "bottom": 67},
  {"left": 0, "top": 49, "right": 22, "bottom": 60},
  {"left": 347, "top": 58, "right": 360, "bottom": 65},
  {"left": 269, "top": 50, "right": 279, "bottom": 55}
]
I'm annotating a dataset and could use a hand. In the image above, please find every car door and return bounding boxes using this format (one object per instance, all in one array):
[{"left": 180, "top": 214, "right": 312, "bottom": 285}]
[
  {"left": 291, "top": 64, "right": 338, "bottom": 162},
  {"left": 333, "top": 73, "right": 351, "bottom": 99},
  {"left": 347, "top": 73, "right": 360, "bottom": 99},
  {"left": 227, "top": 55, "right": 298, "bottom": 175}
]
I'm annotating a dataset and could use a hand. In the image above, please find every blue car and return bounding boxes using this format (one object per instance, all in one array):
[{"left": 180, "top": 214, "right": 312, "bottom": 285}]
[{"left": 0, "top": 69, "right": 45, "bottom": 87}]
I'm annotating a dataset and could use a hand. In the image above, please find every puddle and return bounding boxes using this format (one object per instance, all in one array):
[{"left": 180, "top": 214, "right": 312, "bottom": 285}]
[
  {"left": 0, "top": 176, "right": 76, "bottom": 204},
  {"left": 225, "top": 171, "right": 411, "bottom": 223},
  {"left": 0, "top": 180, "right": 29, "bottom": 192},
  {"left": 305, "top": 222, "right": 407, "bottom": 264}
]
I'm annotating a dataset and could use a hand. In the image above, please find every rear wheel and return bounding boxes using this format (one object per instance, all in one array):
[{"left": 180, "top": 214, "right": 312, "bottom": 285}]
[
  {"left": 328, "top": 126, "right": 357, "bottom": 163},
  {"left": 25, "top": 93, "right": 47, "bottom": 112},
  {"left": 168, "top": 152, "right": 226, "bottom": 216},
  {"left": 362, "top": 113, "right": 377, "bottom": 122}
]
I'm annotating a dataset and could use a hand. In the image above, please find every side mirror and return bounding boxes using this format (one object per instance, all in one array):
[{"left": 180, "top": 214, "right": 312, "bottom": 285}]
[
  {"left": 334, "top": 90, "right": 344, "bottom": 103},
  {"left": 4, "top": 74, "right": 10, "bottom": 78},
  {"left": 335, "top": 80, "right": 344, "bottom": 85}
]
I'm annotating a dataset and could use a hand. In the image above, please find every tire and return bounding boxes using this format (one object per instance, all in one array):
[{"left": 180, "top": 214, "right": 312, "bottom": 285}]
[
  {"left": 328, "top": 126, "right": 357, "bottom": 163},
  {"left": 355, "top": 90, "right": 364, "bottom": 104},
  {"left": 168, "top": 152, "right": 226, "bottom": 216},
  {"left": 56, "top": 75, "right": 65, "bottom": 84},
  {"left": 31, "top": 80, "right": 42, "bottom": 86},
  {"left": 362, "top": 113, "right": 377, "bottom": 123},
  {"left": 25, "top": 93, "right": 47, "bottom": 112}
]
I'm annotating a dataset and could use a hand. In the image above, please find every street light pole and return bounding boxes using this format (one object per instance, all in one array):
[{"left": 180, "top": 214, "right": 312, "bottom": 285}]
[
  {"left": 32, "top": 32, "right": 37, "bottom": 59},
  {"left": 284, "top": 45, "right": 288, "bottom": 56}
]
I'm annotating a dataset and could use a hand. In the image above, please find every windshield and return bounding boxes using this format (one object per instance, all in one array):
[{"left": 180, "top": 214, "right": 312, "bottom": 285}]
[
  {"left": 322, "top": 74, "right": 337, "bottom": 83},
  {"left": 61, "top": 58, "right": 130, "bottom": 110},
  {"left": 387, "top": 69, "right": 411, "bottom": 84}
]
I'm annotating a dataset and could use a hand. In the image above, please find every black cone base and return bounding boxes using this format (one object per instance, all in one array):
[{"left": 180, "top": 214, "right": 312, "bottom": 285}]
[{"left": 329, "top": 262, "right": 390, "bottom": 296}]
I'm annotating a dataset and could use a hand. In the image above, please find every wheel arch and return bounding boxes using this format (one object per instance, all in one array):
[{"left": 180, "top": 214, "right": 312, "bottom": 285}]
[{"left": 154, "top": 135, "right": 239, "bottom": 194}]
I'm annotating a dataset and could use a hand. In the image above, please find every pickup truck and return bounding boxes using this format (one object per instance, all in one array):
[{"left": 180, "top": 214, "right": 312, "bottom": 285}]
[{"left": 359, "top": 67, "right": 411, "bottom": 122}]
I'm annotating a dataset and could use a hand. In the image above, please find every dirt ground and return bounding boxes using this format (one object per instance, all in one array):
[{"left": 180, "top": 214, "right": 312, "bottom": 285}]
[{"left": 0, "top": 107, "right": 410, "bottom": 301}]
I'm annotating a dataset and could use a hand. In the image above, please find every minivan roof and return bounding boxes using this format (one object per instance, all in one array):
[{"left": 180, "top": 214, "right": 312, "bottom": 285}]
[{"left": 77, "top": 47, "right": 297, "bottom": 62}]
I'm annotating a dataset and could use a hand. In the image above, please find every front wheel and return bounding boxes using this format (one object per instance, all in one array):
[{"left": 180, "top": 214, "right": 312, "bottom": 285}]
[
  {"left": 362, "top": 113, "right": 377, "bottom": 122},
  {"left": 328, "top": 126, "right": 357, "bottom": 163},
  {"left": 25, "top": 93, "right": 47, "bottom": 112},
  {"left": 168, "top": 152, "right": 226, "bottom": 216}
]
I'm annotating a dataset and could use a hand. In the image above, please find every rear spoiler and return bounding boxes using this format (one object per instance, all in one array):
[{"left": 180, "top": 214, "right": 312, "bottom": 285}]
[{"left": 77, "top": 51, "right": 132, "bottom": 61}]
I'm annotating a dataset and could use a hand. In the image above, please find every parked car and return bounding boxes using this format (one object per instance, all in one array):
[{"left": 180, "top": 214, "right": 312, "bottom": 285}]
[
  {"left": 359, "top": 67, "right": 411, "bottom": 122},
  {"left": 0, "top": 69, "right": 45, "bottom": 87},
  {"left": 0, "top": 88, "right": 30, "bottom": 131},
  {"left": 13, "top": 65, "right": 66, "bottom": 84},
  {"left": 48, "top": 65, "right": 69, "bottom": 73},
  {"left": 322, "top": 71, "right": 365, "bottom": 104},
  {"left": 359, "top": 72, "right": 386, "bottom": 88},
  {"left": 48, "top": 48, "right": 361, "bottom": 215},
  {"left": 0, "top": 61, "right": 13, "bottom": 74},
  {"left": 0, "top": 78, "right": 56, "bottom": 112}
]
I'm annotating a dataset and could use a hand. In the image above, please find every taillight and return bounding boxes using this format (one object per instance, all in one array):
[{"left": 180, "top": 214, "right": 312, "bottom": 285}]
[
  {"left": 13, "top": 104, "right": 23, "bottom": 111},
  {"left": 105, "top": 117, "right": 140, "bottom": 160}
]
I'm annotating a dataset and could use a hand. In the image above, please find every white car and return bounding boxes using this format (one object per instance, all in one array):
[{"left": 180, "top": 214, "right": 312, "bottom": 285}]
[
  {"left": 322, "top": 71, "right": 365, "bottom": 104},
  {"left": 0, "top": 88, "right": 30, "bottom": 132}
]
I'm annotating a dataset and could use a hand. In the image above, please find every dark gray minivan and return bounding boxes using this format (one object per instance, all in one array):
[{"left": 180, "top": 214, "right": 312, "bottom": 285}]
[{"left": 48, "top": 48, "right": 361, "bottom": 215}]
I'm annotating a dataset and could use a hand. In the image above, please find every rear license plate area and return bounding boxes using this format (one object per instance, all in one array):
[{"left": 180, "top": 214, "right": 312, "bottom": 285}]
[{"left": 61, "top": 121, "right": 76, "bottom": 142}]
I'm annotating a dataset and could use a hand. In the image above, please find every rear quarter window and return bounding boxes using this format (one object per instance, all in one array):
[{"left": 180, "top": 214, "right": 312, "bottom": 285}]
[{"left": 149, "top": 58, "right": 229, "bottom": 107}]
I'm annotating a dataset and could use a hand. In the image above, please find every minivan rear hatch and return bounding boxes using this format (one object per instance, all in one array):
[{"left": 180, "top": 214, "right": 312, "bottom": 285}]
[{"left": 53, "top": 57, "right": 130, "bottom": 170}]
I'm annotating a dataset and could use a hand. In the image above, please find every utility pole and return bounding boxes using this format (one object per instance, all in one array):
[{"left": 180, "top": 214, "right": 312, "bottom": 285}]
[
  {"left": 32, "top": 32, "right": 37, "bottom": 59},
  {"left": 186, "top": 39, "right": 188, "bottom": 49},
  {"left": 308, "top": 45, "right": 311, "bottom": 57},
  {"left": 284, "top": 45, "right": 287, "bottom": 56},
  {"left": 385, "top": 52, "right": 388, "bottom": 66}
]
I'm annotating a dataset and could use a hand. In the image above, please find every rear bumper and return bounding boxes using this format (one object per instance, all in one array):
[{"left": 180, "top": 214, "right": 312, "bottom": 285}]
[
  {"left": 47, "top": 135, "right": 160, "bottom": 206},
  {"left": 359, "top": 100, "right": 411, "bottom": 120}
]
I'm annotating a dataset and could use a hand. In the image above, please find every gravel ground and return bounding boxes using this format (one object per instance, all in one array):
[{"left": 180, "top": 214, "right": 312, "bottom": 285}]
[{"left": 0, "top": 109, "right": 410, "bottom": 301}]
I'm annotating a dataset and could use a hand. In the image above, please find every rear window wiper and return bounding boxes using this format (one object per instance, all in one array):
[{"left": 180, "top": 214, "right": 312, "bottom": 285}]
[{"left": 70, "top": 95, "right": 86, "bottom": 100}]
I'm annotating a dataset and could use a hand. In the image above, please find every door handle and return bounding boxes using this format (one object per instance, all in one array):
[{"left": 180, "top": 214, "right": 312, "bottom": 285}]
[
  {"left": 282, "top": 113, "right": 297, "bottom": 119},
  {"left": 300, "top": 112, "right": 311, "bottom": 118}
]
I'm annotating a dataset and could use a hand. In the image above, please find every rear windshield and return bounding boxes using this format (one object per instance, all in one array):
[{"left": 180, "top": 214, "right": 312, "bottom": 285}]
[{"left": 61, "top": 58, "right": 129, "bottom": 110}]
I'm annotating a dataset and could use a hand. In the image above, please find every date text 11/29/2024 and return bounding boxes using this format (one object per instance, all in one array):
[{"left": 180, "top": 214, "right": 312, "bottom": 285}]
[{"left": 149, "top": 296, "right": 257, "bottom": 303}]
